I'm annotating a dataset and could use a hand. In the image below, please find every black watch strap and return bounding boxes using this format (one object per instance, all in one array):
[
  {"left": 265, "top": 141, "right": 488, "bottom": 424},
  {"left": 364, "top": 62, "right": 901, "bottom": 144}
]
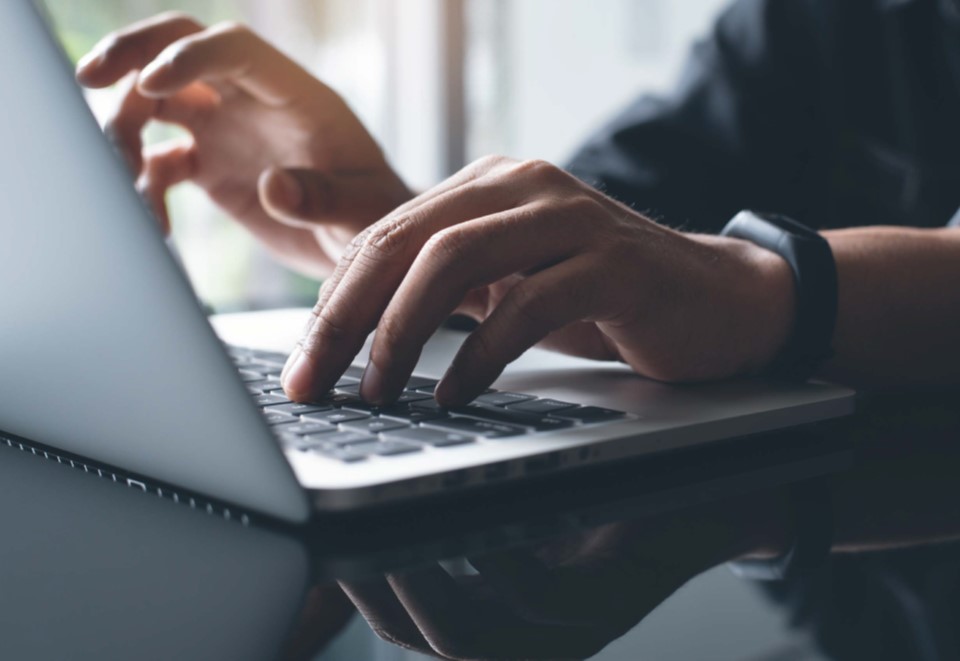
[
  {"left": 729, "top": 476, "right": 834, "bottom": 581},
  {"left": 720, "top": 211, "right": 838, "bottom": 381}
]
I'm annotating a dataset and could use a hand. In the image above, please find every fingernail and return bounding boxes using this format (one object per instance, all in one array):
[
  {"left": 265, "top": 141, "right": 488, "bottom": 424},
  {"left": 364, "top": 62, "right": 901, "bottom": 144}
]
[
  {"left": 282, "top": 347, "right": 315, "bottom": 401},
  {"left": 434, "top": 371, "right": 461, "bottom": 407},
  {"left": 280, "top": 345, "right": 302, "bottom": 383},
  {"left": 76, "top": 50, "right": 98, "bottom": 75},
  {"left": 269, "top": 169, "right": 303, "bottom": 213},
  {"left": 360, "top": 363, "right": 384, "bottom": 404}
]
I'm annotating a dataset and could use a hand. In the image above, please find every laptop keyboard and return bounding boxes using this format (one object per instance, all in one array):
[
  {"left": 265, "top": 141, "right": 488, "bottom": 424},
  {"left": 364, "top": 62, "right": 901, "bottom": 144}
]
[{"left": 230, "top": 346, "right": 628, "bottom": 464}]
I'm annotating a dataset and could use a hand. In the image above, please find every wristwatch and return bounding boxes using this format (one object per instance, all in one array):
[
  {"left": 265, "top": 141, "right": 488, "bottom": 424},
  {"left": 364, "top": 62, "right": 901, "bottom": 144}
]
[{"left": 720, "top": 210, "right": 838, "bottom": 381}]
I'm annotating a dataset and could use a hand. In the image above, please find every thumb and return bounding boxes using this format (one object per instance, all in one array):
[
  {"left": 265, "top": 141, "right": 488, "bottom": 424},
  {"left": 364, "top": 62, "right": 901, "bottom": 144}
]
[{"left": 258, "top": 166, "right": 336, "bottom": 228}]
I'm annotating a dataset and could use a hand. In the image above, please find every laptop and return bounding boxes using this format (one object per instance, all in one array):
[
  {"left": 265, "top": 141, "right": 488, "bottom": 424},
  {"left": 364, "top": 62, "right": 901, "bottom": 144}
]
[{"left": 0, "top": 0, "right": 855, "bottom": 524}]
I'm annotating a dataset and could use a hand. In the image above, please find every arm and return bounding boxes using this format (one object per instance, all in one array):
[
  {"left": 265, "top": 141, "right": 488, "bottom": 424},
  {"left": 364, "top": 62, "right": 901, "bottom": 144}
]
[{"left": 820, "top": 226, "right": 960, "bottom": 387}]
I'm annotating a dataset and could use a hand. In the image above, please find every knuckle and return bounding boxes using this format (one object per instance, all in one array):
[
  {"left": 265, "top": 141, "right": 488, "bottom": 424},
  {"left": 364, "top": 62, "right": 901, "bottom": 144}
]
[
  {"left": 565, "top": 193, "right": 603, "bottom": 219},
  {"left": 363, "top": 217, "right": 413, "bottom": 258},
  {"left": 514, "top": 158, "right": 563, "bottom": 183},
  {"left": 471, "top": 153, "right": 514, "bottom": 173},
  {"left": 422, "top": 227, "right": 469, "bottom": 264},
  {"left": 303, "top": 308, "right": 350, "bottom": 353},
  {"left": 344, "top": 228, "right": 373, "bottom": 256}
]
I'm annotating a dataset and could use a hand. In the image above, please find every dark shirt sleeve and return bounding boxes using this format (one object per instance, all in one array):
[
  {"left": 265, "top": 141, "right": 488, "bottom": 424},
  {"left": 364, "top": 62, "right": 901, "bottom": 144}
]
[{"left": 565, "top": 0, "right": 826, "bottom": 234}]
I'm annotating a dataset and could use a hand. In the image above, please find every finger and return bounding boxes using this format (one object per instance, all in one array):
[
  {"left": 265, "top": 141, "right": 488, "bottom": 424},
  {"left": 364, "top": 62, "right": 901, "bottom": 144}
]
[
  {"left": 105, "top": 76, "right": 217, "bottom": 173},
  {"left": 258, "top": 167, "right": 404, "bottom": 229},
  {"left": 361, "top": 202, "right": 589, "bottom": 404},
  {"left": 281, "top": 165, "right": 526, "bottom": 402},
  {"left": 76, "top": 12, "right": 204, "bottom": 88},
  {"left": 387, "top": 568, "right": 602, "bottom": 660},
  {"left": 281, "top": 155, "right": 519, "bottom": 390},
  {"left": 136, "top": 139, "right": 197, "bottom": 234},
  {"left": 137, "top": 22, "right": 319, "bottom": 106},
  {"left": 436, "top": 254, "right": 609, "bottom": 405},
  {"left": 337, "top": 579, "right": 434, "bottom": 656}
]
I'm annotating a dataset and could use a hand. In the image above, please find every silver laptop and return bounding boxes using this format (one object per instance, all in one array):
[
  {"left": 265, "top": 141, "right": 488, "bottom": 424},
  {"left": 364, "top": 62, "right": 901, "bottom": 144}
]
[{"left": 0, "top": 0, "right": 854, "bottom": 524}]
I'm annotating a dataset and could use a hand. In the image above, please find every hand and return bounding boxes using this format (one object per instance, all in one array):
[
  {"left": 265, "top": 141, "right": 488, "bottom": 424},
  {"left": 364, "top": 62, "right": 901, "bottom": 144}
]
[
  {"left": 338, "top": 491, "right": 789, "bottom": 660},
  {"left": 280, "top": 155, "right": 796, "bottom": 405},
  {"left": 76, "top": 12, "right": 411, "bottom": 278}
]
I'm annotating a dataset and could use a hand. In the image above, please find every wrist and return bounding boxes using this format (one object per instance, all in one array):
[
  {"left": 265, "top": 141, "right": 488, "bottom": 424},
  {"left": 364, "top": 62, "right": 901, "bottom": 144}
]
[{"left": 691, "top": 235, "right": 796, "bottom": 376}]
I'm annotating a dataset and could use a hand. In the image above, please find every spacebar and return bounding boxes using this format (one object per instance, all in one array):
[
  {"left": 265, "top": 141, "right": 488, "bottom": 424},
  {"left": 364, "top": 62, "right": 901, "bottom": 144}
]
[
  {"left": 454, "top": 405, "right": 574, "bottom": 431},
  {"left": 421, "top": 417, "right": 527, "bottom": 438}
]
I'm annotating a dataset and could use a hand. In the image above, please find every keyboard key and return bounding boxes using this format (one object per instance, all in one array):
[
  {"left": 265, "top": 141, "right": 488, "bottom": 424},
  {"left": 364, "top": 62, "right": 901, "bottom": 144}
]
[
  {"left": 456, "top": 405, "right": 574, "bottom": 431},
  {"left": 250, "top": 357, "right": 285, "bottom": 368},
  {"left": 396, "top": 390, "right": 433, "bottom": 404},
  {"left": 279, "top": 432, "right": 335, "bottom": 449},
  {"left": 343, "top": 365, "right": 365, "bottom": 380},
  {"left": 475, "top": 391, "right": 536, "bottom": 407},
  {"left": 347, "top": 440, "right": 423, "bottom": 456},
  {"left": 237, "top": 369, "right": 267, "bottom": 382},
  {"left": 281, "top": 421, "right": 336, "bottom": 436},
  {"left": 318, "top": 431, "right": 380, "bottom": 447},
  {"left": 405, "top": 376, "right": 439, "bottom": 390},
  {"left": 317, "top": 392, "right": 365, "bottom": 408},
  {"left": 250, "top": 349, "right": 288, "bottom": 363},
  {"left": 335, "top": 375, "right": 361, "bottom": 388},
  {"left": 264, "top": 411, "right": 298, "bottom": 425},
  {"left": 378, "top": 405, "right": 449, "bottom": 424},
  {"left": 505, "top": 398, "right": 578, "bottom": 414},
  {"left": 340, "top": 418, "right": 410, "bottom": 434},
  {"left": 339, "top": 398, "right": 383, "bottom": 413},
  {"left": 313, "top": 447, "right": 368, "bottom": 463},
  {"left": 374, "top": 440, "right": 423, "bottom": 456},
  {"left": 302, "top": 409, "right": 371, "bottom": 425},
  {"left": 549, "top": 406, "right": 626, "bottom": 423},
  {"left": 335, "top": 383, "right": 362, "bottom": 395},
  {"left": 268, "top": 402, "right": 332, "bottom": 417},
  {"left": 422, "top": 417, "right": 526, "bottom": 438},
  {"left": 256, "top": 393, "right": 290, "bottom": 407},
  {"left": 410, "top": 399, "right": 446, "bottom": 412},
  {"left": 244, "top": 378, "right": 286, "bottom": 394},
  {"left": 381, "top": 428, "right": 474, "bottom": 447}
]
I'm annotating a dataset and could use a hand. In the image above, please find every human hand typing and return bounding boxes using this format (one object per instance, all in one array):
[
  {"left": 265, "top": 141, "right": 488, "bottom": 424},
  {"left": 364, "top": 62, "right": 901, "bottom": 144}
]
[
  {"left": 280, "top": 156, "right": 796, "bottom": 405},
  {"left": 76, "top": 12, "right": 411, "bottom": 278}
]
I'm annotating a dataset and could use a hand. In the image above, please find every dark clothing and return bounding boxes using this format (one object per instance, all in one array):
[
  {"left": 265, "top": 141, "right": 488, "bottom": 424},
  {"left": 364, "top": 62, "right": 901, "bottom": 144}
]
[
  {"left": 564, "top": 2, "right": 960, "bottom": 659},
  {"left": 566, "top": 0, "right": 960, "bottom": 233}
]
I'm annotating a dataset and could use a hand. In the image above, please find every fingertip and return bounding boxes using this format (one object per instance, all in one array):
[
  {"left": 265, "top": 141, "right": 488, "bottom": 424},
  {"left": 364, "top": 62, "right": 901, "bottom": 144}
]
[
  {"left": 281, "top": 347, "right": 318, "bottom": 403},
  {"left": 135, "top": 65, "right": 166, "bottom": 97},
  {"left": 259, "top": 167, "right": 304, "bottom": 218},
  {"left": 434, "top": 371, "right": 469, "bottom": 407}
]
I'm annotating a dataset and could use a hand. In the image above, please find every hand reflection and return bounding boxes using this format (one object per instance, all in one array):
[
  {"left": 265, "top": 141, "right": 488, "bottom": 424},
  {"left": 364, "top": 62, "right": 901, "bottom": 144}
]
[{"left": 337, "top": 494, "right": 787, "bottom": 660}]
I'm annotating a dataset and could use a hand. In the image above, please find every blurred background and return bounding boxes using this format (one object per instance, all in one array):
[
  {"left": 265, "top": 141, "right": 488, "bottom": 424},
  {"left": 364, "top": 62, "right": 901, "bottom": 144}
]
[{"left": 41, "top": 0, "right": 729, "bottom": 312}]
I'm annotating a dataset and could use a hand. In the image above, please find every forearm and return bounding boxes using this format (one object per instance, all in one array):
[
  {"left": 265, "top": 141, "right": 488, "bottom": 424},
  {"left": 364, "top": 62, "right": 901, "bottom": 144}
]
[{"left": 819, "top": 226, "right": 960, "bottom": 387}]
